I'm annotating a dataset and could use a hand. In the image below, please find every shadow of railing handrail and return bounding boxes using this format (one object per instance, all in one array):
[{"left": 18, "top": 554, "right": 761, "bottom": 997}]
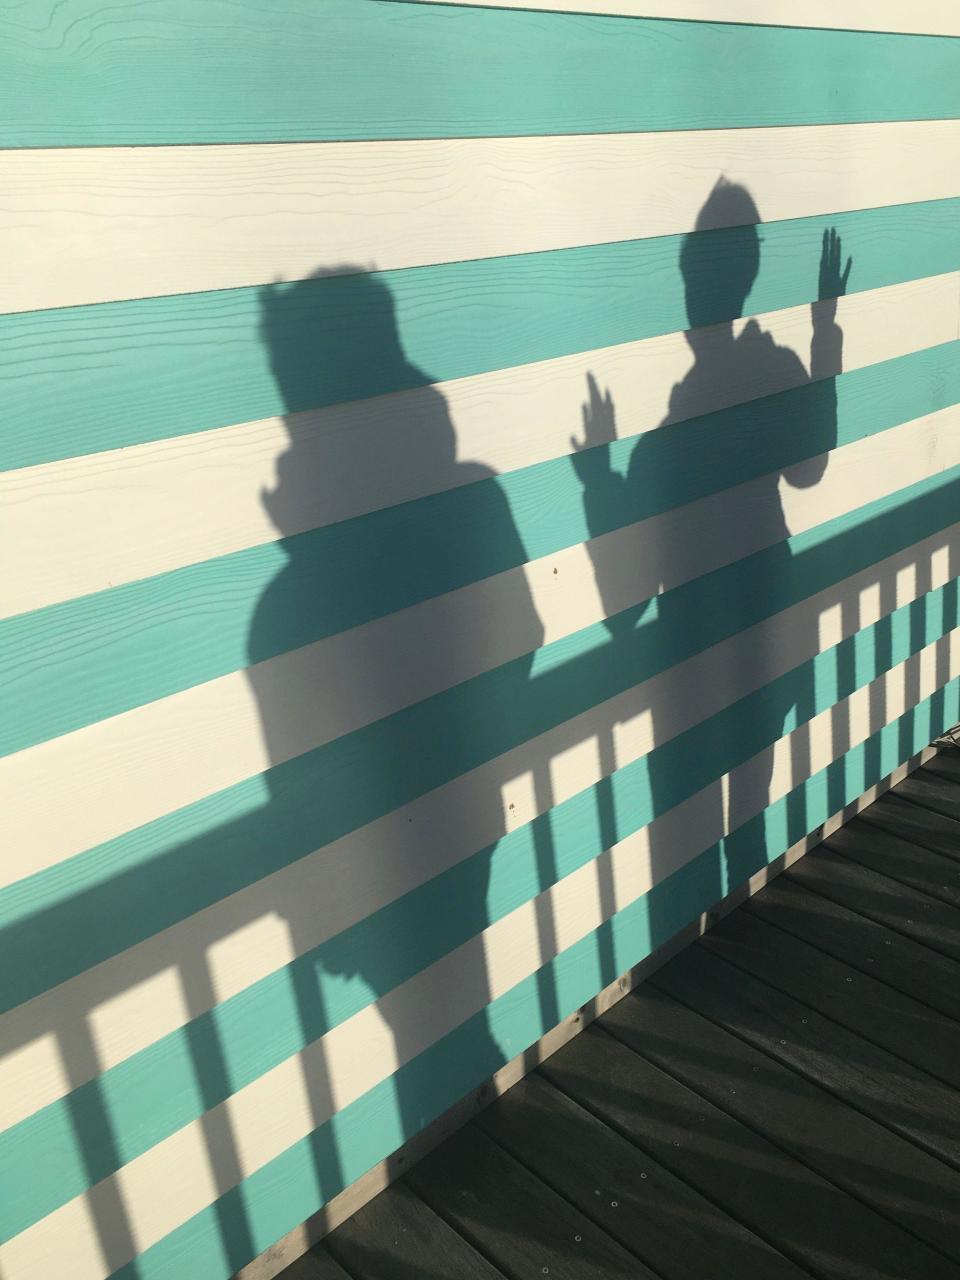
[
  {"left": 7, "top": 467, "right": 960, "bottom": 1017},
  {"left": 2, "top": 467, "right": 959, "bottom": 1276}
]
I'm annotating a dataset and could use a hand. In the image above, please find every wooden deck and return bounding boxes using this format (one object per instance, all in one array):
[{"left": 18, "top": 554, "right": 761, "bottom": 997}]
[{"left": 281, "top": 747, "right": 960, "bottom": 1280}]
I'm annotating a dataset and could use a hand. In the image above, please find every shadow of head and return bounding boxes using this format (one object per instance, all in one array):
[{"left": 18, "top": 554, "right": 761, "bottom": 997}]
[
  {"left": 259, "top": 266, "right": 411, "bottom": 414},
  {"left": 680, "top": 178, "right": 761, "bottom": 330},
  {"left": 257, "top": 266, "right": 458, "bottom": 540}
]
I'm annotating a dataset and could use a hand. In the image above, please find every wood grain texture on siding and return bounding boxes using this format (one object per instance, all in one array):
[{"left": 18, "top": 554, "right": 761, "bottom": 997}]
[
  {"left": 4, "top": 579, "right": 956, "bottom": 1248},
  {"left": 6, "top": 517, "right": 958, "bottom": 1141},
  {"left": 400, "top": 0, "right": 960, "bottom": 37},
  {"left": 5, "top": 197, "right": 958, "bottom": 473},
  {"left": 5, "top": 521, "right": 954, "bottom": 1134},
  {"left": 10, "top": 714, "right": 952, "bottom": 1280},
  {"left": 5, "top": 3, "right": 960, "bottom": 1278},
  {"left": 7, "top": 400, "right": 960, "bottom": 880},
  {"left": 6, "top": 120, "right": 960, "bottom": 313},
  {"left": 2, "top": 5, "right": 959, "bottom": 147},
  {"left": 4, "top": 650, "right": 959, "bottom": 1280},
  {"left": 6, "top": 334, "right": 959, "bottom": 762},
  {"left": 5, "top": 464, "right": 958, "bottom": 1028},
  {"left": 7, "top": 272, "right": 957, "bottom": 620}
]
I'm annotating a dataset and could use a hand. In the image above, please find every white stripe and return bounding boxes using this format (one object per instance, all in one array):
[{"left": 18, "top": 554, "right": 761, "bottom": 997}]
[
  {"left": 398, "top": 0, "right": 960, "bottom": 36},
  {"left": 2, "top": 522, "right": 956, "bottom": 1133},
  {"left": 4, "top": 272, "right": 957, "bottom": 620},
  {"left": 5, "top": 403, "right": 958, "bottom": 881},
  {"left": 5, "top": 629, "right": 958, "bottom": 1280},
  {"left": 2, "top": 120, "right": 960, "bottom": 315}
]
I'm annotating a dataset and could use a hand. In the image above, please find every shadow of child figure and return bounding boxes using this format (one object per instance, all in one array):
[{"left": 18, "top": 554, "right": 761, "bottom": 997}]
[
  {"left": 251, "top": 267, "right": 545, "bottom": 1194},
  {"left": 571, "top": 179, "right": 850, "bottom": 905}
]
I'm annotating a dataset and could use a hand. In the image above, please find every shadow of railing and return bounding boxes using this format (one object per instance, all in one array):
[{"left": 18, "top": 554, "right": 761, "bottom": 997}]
[{"left": 2, "top": 467, "right": 959, "bottom": 1278}]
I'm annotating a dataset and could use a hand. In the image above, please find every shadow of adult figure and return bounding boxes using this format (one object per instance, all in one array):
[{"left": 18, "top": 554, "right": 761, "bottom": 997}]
[
  {"left": 252, "top": 267, "right": 544, "bottom": 1194},
  {"left": 571, "top": 179, "right": 850, "bottom": 904}
]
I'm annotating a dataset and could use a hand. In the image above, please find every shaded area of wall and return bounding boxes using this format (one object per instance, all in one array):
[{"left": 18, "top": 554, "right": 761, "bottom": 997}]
[{"left": 2, "top": 5, "right": 960, "bottom": 1279}]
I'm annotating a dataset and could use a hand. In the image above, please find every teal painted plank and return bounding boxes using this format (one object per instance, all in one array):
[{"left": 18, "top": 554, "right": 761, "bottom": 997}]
[
  {"left": 4, "top": 199, "right": 958, "bottom": 473},
  {"left": 3, "top": 3, "right": 960, "bottom": 147},
  {"left": 102, "top": 681, "right": 960, "bottom": 1280},
  {"left": 5, "top": 338, "right": 959, "bottom": 758},
  {"left": 3, "top": 575, "right": 956, "bottom": 1241},
  {"left": 3, "top": 466, "right": 958, "bottom": 1021}
]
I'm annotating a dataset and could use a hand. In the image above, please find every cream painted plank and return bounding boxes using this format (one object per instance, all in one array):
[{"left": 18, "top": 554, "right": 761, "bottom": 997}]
[
  {"left": 5, "top": 271, "right": 957, "bottom": 620},
  {"left": 230, "top": 737, "right": 942, "bottom": 1280},
  {"left": 3, "top": 120, "right": 960, "bottom": 314},
  {"left": 3, "top": 520, "right": 955, "bottom": 1129},
  {"left": 5, "top": 629, "right": 958, "bottom": 1280},
  {"left": 406, "top": 0, "right": 960, "bottom": 37},
  {"left": 5, "top": 403, "right": 959, "bottom": 882}
]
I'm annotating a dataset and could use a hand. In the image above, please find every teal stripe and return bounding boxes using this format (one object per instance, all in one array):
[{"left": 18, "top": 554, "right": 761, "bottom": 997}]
[
  {"left": 104, "top": 681, "right": 960, "bottom": 1280},
  {"left": 4, "top": 199, "right": 958, "bottom": 473},
  {"left": 4, "top": 575, "right": 955, "bottom": 1241},
  {"left": 5, "top": 338, "right": 959, "bottom": 758},
  {"left": 3, "top": 466, "right": 958, "bottom": 1018},
  {"left": 4, "top": 5, "right": 960, "bottom": 148}
]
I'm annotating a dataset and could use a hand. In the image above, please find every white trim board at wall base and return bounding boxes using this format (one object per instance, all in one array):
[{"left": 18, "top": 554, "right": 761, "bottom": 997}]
[{"left": 235, "top": 742, "right": 942, "bottom": 1280}]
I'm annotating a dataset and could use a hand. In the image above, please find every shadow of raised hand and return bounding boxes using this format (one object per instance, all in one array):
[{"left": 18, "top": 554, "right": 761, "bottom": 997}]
[
  {"left": 570, "top": 371, "right": 617, "bottom": 488},
  {"left": 818, "top": 226, "right": 853, "bottom": 315},
  {"left": 778, "top": 228, "right": 851, "bottom": 494}
]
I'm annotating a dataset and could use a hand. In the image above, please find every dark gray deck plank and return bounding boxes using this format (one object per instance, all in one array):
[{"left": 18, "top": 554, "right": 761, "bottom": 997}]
[
  {"left": 280, "top": 762, "right": 960, "bottom": 1280},
  {"left": 821, "top": 822, "right": 960, "bottom": 911},
  {"left": 476, "top": 1069, "right": 805, "bottom": 1280},
  {"left": 685, "top": 929, "right": 960, "bottom": 1171},
  {"left": 893, "top": 766, "right": 960, "bottom": 823},
  {"left": 407, "top": 1120, "right": 643, "bottom": 1280},
  {"left": 280, "top": 1243, "right": 355, "bottom": 1278},
  {"left": 703, "top": 906, "right": 960, "bottom": 1095},
  {"left": 324, "top": 1181, "right": 505, "bottom": 1280},
  {"left": 858, "top": 791, "right": 960, "bottom": 861},
  {"left": 923, "top": 749, "right": 960, "bottom": 788},
  {"left": 543, "top": 1021, "right": 907, "bottom": 1280},
  {"left": 642, "top": 952, "right": 960, "bottom": 1269},
  {"left": 821, "top": 828, "right": 960, "bottom": 961},
  {"left": 744, "top": 867, "right": 960, "bottom": 1023}
]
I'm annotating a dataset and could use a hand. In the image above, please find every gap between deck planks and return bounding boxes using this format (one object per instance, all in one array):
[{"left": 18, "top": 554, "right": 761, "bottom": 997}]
[{"left": 279, "top": 745, "right": 960, "bottom": 1280}]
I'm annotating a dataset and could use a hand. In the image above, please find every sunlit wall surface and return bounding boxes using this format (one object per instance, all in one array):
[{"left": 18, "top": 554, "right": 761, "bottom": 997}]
[{"left": 2, "top": 4, "right": 960, "bottom": 1277}]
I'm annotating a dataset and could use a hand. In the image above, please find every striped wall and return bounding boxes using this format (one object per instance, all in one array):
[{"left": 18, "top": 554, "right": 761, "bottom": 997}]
[{"left": 3, "top": 4, "right": 960, "bottom": 1278}]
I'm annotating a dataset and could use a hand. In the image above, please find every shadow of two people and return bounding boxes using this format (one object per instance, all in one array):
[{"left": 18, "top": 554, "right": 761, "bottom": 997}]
[{"left": 246, "top": 178, "right": 850, "bottom": 1191}]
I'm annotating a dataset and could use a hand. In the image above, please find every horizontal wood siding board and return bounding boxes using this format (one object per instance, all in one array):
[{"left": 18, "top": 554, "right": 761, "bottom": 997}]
[
  {"left": 13, "top": 400, "right": 960, "bottom": 879},
  {"left": 5, "top": 341, "right": 959, "bottom": 761},
  {"left": 4, "top": 196, "right": 959, "bottom": 474},
  {"left": 6, "top": 6, "right": 960, "bottom": 1279},
  {"left": 8, "top": 272, "right": 958, "bottom": 622},
  {"left": 4, "top": 463, "right": 957, "bottom": 1009},
  {"left": 402, "top": 0, "right": 960, "bottom": 37},
  {"left": 7, "top": 121, "right": 960, "bottom": 315},
  {"left": 3, "top": 6, "right": 960, "bottom": 147},
  {"left": 6, "top": 523, "right": 952, "bottom": 1136},
  {"left": 5, "top": 595, "right": 954, "bottom": 1239},
  {"left": 9, "top": 683, "right": 958, "bottom": 1280},
  {"left": 9, "top": 271, "right": 957, "bottom": 622}
]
